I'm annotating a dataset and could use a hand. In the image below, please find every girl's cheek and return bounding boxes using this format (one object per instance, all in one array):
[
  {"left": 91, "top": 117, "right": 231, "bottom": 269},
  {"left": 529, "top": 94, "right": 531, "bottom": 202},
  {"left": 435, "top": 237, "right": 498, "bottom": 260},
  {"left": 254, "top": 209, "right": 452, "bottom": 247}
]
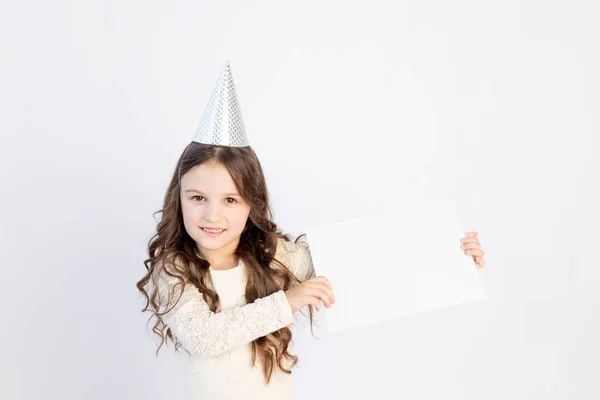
[{"left": 183, "top": 205, "right": 203, "bottom": 220}]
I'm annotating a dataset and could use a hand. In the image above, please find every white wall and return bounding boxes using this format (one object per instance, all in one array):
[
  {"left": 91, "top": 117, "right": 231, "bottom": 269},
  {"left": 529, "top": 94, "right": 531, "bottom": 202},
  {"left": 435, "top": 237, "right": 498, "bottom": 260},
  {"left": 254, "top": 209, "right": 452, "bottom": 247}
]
[{"left": 2, "top": 0, "right": 598, "bottom": 399}]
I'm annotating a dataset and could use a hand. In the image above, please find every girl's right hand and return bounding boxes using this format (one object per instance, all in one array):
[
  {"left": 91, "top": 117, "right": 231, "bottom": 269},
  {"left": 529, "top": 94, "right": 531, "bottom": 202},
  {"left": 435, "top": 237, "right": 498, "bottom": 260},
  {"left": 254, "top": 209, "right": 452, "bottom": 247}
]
[{"left": 285, "top": 276, "right": 335, "bottom": 313}]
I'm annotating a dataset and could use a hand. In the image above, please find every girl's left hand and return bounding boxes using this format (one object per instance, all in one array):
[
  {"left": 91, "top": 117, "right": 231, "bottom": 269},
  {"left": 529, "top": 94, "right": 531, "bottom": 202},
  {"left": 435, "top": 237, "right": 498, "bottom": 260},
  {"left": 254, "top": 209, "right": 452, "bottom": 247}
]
[{"left": 460, "top": 231, "right": 485, "bottom": 269}]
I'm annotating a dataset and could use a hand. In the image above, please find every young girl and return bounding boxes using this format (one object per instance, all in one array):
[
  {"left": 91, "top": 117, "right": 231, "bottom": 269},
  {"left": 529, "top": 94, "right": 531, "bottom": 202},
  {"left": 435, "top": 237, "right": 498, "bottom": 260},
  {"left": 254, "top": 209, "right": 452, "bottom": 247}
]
[{"left": 136, "top": 61, "right": 486, "bottom": 400}]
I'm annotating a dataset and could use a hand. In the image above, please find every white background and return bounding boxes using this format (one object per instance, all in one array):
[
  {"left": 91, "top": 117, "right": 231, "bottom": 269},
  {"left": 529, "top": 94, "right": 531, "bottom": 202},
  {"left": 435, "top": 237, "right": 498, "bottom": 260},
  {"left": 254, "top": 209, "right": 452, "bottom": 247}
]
[{"left": 1, "top": 0, "right": 598, "bottom": 399}]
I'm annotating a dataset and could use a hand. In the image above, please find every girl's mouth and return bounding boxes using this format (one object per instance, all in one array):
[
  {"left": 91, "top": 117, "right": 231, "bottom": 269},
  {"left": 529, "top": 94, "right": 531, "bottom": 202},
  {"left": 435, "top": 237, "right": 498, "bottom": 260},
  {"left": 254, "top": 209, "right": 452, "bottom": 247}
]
[{"left": 201, "top": 227, "right": 226, "bottom": 237}]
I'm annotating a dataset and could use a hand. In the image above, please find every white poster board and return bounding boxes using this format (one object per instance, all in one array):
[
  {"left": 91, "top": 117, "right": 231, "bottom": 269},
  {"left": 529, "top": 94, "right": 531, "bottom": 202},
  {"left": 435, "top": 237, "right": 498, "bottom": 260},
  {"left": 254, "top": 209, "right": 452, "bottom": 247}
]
[{"left": 305, "top": 201, "right": 487, "bottom": 333}]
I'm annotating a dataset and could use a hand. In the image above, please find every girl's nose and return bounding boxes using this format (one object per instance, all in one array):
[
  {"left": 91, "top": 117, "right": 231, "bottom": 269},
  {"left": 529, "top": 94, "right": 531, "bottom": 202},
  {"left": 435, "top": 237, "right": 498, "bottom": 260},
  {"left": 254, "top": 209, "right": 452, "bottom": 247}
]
[{"left": 203, "top": 203, "right": 221, "bottom": 222}]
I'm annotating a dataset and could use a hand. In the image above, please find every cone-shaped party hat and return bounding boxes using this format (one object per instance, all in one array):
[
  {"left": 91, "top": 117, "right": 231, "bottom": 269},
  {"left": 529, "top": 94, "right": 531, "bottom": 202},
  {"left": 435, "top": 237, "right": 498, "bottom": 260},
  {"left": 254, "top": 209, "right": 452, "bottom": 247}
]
[{"left": 192, "top": 60, "right": 250, "bottom": 147}]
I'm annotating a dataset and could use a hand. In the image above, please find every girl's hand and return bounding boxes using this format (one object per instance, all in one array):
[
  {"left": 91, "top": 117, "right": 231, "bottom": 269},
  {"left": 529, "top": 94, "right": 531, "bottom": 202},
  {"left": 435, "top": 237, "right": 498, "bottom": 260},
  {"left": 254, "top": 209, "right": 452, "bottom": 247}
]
[
  {"left": 285, "top": 276, "right": 335, "bottom": 313},
  {"left": 460, "top": 231, "right": 486, "bottom": 269}
]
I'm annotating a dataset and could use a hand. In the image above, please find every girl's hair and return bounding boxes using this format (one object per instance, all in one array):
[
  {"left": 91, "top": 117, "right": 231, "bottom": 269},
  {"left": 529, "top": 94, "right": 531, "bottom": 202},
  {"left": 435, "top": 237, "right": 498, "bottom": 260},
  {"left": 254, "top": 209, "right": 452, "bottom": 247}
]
[{"left": 136, "top": 142, "right": 316, "bottom": 384}]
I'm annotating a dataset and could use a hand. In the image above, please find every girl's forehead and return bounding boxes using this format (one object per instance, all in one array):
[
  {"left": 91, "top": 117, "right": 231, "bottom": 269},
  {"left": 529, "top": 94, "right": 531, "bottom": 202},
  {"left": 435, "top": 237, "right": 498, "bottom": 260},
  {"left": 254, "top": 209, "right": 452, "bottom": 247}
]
[{"left": 182, "top": 163, "right": 239, "bottom": 194}]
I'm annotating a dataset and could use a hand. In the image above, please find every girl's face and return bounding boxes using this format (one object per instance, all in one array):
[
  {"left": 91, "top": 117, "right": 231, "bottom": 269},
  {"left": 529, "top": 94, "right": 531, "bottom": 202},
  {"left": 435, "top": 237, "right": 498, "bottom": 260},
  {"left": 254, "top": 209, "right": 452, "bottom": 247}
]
[{"left": 180, "top": 162, "right": 251, "bottom": 260}]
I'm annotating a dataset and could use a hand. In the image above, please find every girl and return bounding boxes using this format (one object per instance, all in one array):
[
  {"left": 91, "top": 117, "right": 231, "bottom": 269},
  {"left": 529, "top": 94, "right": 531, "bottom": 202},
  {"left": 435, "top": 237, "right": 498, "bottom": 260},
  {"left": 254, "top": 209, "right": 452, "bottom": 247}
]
[{"left": 136, "top": 61, "right": 486, "bottom": 400}]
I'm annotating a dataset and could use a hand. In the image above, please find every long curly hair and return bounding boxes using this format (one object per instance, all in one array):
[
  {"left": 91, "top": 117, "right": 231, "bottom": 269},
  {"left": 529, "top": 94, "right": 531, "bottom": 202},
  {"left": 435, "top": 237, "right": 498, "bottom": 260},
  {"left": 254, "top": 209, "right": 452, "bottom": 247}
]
[{"left": 136, "top": 142, "right": 316, "bottom": 384}]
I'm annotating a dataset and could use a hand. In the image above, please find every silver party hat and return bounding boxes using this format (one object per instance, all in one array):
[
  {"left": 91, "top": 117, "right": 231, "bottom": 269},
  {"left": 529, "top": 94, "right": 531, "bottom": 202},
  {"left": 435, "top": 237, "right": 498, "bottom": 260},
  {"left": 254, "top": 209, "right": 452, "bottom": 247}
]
[{"left": 192, "top": 61, "right": 250, "bottom": 147}]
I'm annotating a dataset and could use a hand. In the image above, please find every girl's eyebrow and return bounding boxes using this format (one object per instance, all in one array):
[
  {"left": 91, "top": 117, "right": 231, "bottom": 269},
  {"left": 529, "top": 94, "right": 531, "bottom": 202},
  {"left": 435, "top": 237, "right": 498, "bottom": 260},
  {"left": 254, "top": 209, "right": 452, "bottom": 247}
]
[{"left": 184, "top": 189, "right": 240, "bottom": 197}]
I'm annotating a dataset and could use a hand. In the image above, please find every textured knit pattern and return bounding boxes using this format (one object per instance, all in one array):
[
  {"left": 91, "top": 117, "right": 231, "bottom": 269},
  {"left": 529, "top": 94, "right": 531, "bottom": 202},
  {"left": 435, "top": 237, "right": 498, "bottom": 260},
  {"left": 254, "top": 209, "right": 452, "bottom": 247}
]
[{"left": 155, "top": 238, "right": 315, "bottom": 400}]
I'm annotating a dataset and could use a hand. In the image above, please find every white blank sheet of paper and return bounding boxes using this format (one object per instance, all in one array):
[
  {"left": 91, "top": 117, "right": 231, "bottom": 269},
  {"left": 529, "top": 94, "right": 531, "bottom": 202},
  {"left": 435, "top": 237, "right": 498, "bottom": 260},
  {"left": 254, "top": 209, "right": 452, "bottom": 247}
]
[{"left": 304, "top": 201, "right": 488, "bottom": 333}]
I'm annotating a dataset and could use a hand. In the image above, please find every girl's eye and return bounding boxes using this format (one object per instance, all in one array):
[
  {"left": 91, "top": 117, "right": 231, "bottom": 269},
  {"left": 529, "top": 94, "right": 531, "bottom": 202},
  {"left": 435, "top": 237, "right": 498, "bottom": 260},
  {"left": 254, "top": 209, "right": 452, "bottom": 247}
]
[{"left": 191, "top": 196, "right": 237, "bottom": 204}]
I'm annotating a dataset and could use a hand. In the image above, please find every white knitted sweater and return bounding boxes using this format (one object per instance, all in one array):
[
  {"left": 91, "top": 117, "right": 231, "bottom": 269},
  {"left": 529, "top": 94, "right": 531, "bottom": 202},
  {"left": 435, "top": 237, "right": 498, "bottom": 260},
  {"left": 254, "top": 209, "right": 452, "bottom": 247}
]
[{"left": 155, "top": 238, "right": 315, "bottom": 400}]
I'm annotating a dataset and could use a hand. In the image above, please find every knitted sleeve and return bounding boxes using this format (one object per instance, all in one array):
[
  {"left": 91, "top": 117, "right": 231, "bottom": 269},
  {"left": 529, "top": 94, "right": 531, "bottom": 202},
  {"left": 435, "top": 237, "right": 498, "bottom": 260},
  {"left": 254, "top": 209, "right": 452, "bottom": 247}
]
[
  {"left": 156, "top": 272, "right": 294, "bottom": 358},
  {"left": 288, "top": 241, "right": 316, "bottom": 282}
]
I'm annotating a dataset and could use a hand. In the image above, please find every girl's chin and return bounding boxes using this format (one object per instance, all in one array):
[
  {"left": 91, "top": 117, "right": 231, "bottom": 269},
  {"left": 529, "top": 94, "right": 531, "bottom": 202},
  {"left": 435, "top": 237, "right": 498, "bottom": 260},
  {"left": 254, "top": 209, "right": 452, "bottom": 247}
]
[
  {"left": 196, "top": 234, "right": 232, "bottom": 249},
  {"left": 197, "top": 238, "right": 224, "bottom": 247}
]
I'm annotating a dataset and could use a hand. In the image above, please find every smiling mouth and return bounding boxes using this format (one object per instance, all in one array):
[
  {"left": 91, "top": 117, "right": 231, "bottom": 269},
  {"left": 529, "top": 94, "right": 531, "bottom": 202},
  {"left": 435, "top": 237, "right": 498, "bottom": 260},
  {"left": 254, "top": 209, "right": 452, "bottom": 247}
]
[{"left": 201, "top": 227, "right": 226, "bottom": 235}]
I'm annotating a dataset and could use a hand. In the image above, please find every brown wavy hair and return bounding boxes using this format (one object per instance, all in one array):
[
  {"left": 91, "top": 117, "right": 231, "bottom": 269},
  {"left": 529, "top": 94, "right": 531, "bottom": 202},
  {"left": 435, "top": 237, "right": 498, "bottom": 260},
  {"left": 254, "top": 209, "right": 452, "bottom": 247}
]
[{"left": 136, "top": 142, "right": 317, "bottom": 384}]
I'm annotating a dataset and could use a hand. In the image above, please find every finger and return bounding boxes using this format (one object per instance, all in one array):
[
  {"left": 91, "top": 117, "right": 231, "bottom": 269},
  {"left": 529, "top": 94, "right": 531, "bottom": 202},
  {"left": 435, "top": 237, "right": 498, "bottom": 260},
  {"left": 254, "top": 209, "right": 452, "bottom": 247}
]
[
  {"left": 320, "top": 277, "right": 335, "bottom": 303},
  {"left": 306, "top": 279, "right": 331, "bottom": 293},
  {"left": 314, "top": 275, "right": 333, "bottom": 289},
  {"left": 321, "top": 276, "right": 333, "bottom": 290},
  {"left": 465, "top": 231, "right": 478, "bottom": 238},
  {"left": 466, "top": 249, "right": 484, "bottom": 257},
  {"left": 462, "top": 243, "right": 481, "bottom": 250},
  {"left": 319, "top": 288, "right": 334, "bottom": 307},
  {"left": 461, "top": 245, "right": 480, "bottom": 254},
  {"left": 307, "top": 296, "right": 322, "bottom": 311},
  {"left": 313, "top": 276, "right": 334, "bottom": 296},
  {"left": 309, "top": 287, "right": 333, "bottom": 307},
  {"left": 309, "top": 276, "right": 329, "bottom": 289},
  {"left": 461, "top": 237, "right": 480, "bottom": 244},
  {"left": 307, "top": 279, "right": 334, "bottom": 303}
]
